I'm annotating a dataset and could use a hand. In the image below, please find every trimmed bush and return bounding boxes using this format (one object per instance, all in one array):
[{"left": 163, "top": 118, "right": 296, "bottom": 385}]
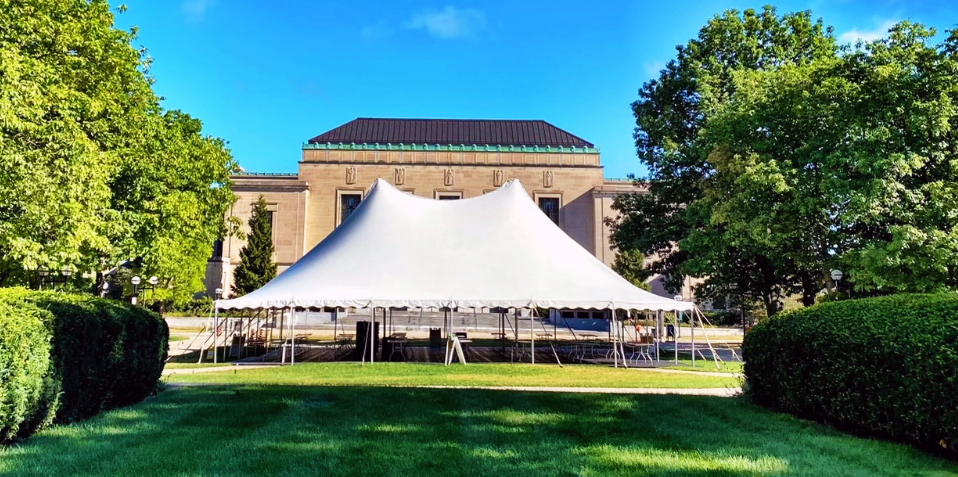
[
  {"left": 743, "top": 294, "right": 958, "bottom": 456},
  {"left": 0, "top": 301, "right": 57, "bottom": 441},
  {"left": 0, "top": 289, "right": 168, "bottom": 440}
]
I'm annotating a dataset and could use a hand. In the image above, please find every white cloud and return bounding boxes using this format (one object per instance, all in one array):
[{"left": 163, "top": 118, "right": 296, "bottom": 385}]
[
  {"left": 838, "top": 19, "right": 898, "bottom": 44},
  {"left": 361, "top": 20, "right": 392, "bottom": 44},
  {"left": 183, "top": 0, "right": 215, "bottom": 22},
  {"left": 403, "top": 6, "right": 487, "bottom": 40}
]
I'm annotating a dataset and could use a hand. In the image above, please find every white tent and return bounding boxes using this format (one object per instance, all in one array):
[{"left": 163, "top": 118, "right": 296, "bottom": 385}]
[{"left": 216, "top": 178, "right": 693, "bottom": 313}]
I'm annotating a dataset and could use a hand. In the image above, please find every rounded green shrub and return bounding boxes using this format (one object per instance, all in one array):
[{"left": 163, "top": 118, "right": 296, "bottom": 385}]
[
  {"left": 0, "top": 301, "right": 57, "bottom": 442},
  {"left": 0, "top": 289, "right": 168, "bottom": 439},
  {"left": 743, "top": 294, "right": 958, "bottom": 456}
]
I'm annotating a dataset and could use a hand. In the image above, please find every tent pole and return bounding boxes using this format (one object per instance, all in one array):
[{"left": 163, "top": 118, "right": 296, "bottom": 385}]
[
  {"left": 290, "top": 307, "right": 296, "bottom": 366},
  {"left": 612, "top": 310, "right": 617, "bottom": 368},
  {"left": 530, "top": 308, "right": 535, "bottom": 365},
  {"left": 655, "top": 310, "right": 662, "bottom": 363},
  {"left": 690, "top": 309, "right": 695, "bottom": 367},
  {"left": 621, "top": 310, "right": 631, "bottom": 368},
  {"left": 674, "top": 311, "right": 679, "bottom": 364},
  {"left": 213, "top": 305, "right": 219, "bottom": 364},
  {"left": 370, "top": 307, "right": 375, "bottom": 364}
]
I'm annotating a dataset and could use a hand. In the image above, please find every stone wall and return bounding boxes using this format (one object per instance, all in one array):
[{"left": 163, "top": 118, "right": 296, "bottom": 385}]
[{"left": 297, "top": 148, "right": 604, "bottom": 254}]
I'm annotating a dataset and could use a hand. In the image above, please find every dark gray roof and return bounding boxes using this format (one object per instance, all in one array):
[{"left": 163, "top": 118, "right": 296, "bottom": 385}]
[{"left": 307, "top": 118, "right": 594, "bottom": 148}]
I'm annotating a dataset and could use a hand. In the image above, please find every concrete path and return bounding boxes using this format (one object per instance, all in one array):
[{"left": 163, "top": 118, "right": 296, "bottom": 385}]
[
  {"left": 162, "top": 365, "right": 273, "bottom": 376},
  {"left": 162, "top": 363, "right": 738, "bottom": 378},
  {"left": 163, "top": 381, "right": 740, "bottom": 396},
  {"left": 406, "top": 385, "right": 740, "bottom": 396}
]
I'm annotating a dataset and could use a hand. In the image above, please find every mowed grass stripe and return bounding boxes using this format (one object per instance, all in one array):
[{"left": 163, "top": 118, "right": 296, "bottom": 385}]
[
  {"left": 2, "top": 385, "right": 956, "bottom": 476},
  {"left": 162, "top": 363, "right": 739, "bottom": 389}
]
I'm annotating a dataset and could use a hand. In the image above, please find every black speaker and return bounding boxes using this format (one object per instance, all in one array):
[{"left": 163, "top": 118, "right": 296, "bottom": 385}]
[{"left": 355, "top": 321, "right": 380, "bottom": 361}]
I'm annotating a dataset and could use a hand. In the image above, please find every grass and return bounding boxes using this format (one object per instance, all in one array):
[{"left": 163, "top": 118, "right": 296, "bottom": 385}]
[
  {"left": 163, "top": 362, "right": 232, "bottom": 370},
  {"left": 162, "top": 362, "right": 740, "bottom": 389},
  {"left": 168, "top": 334, "right": 190, "bottom": 342},
  {"left": 660, "top": 359, "right": 743, "bottom": 374},
  {"left": 2, "top": 384, "right": 956, "bottom": 476}
]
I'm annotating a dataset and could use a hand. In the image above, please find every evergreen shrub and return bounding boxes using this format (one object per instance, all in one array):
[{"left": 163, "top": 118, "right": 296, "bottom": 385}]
[{"left": 743, "top": 294, "right": 958, "bottom": 456}]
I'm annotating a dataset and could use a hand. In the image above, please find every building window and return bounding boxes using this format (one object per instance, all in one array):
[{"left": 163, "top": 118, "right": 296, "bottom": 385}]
[
  {"left": 340, "top": 193, "right": 362, "bottom": 224},
  {"left": 539, "top": 197, "right": 560, "bottom": 224},
  {"left": 436, "top": 192, "right": 462, "bottom": 200}
]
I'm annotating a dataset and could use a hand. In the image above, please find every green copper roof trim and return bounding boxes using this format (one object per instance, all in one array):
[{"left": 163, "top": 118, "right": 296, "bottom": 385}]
[
  {"left": 302, "top": 142, "right": 600, "bottom": 154},
  {"left": 233, "top": 172, "right": 298, "bottom": 176}
]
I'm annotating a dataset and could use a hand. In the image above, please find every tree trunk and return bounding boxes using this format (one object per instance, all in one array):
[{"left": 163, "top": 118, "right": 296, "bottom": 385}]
[
  {"left": 799, "top": 272, "right": 819, "bottom": 307},
  {"left": 763, "top": 294, "right": 781, "bottom": 318}
]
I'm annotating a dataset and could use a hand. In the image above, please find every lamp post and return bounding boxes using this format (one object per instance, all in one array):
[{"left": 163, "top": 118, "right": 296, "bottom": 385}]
[
  {"left": 37, "top": 268, "right": 49, "bottom": 289},
  {"left": 36, "top": 267, "right": 71, "bottom": 290},
  {"left": 130, "top": 275, "right": 160, "bottom": 306},
  {"left": 131, "top": 276, "right": 141, "bottom": 305},
  {"left": 831, "top": 269, "right": 843, "bottom": 296}
]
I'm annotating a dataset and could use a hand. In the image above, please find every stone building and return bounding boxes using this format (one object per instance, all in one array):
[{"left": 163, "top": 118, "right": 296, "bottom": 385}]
[{"left": 205, "top": 118, "right": 649, "bottom": 299}]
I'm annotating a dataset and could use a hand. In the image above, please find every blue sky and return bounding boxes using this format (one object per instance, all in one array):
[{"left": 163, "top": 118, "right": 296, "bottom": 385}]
[{"left": 115, "top": 1, "right": 957, "bottom": 179}]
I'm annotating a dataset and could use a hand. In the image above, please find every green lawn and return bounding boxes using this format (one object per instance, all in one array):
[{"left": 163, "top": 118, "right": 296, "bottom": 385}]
[
  {"left": 2, "top": 384, "right": 955, "bottom": 476},
  {"left": 660, "top": 359, "right": 743, "bottom": 374},
  {"left": 163, "top": 362, "right": 232, "bottom": 370},
  {"left": 163, "top": 362, "right": 740, "bottom": 389}
]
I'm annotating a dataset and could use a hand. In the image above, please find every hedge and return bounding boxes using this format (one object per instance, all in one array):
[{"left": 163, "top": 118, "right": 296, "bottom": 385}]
[
  {"left": 743, "top": 294, "right": 958, "bottom": 456},
  {"left": 0, "top": 289, "right": 168, "bottom": 441}
]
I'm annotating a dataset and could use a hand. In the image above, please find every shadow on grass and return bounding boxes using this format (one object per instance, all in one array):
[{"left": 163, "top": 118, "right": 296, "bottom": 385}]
[{"left": 1, "top": 385, "right": 956, "bottom": 477}]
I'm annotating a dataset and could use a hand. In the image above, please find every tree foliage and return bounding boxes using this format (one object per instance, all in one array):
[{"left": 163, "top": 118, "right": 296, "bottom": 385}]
[
  {"left": 613, "top": 7, "right": 958, "bottom": 315},
  {"left": 232, "top": 196, "right": 276, "bottom": 296},
  {"left": 611, "top": 6, "right": 837, "bottom": 316},
  {"left": 0, "top": 0, "right": 238, "bottom": 303},
  {"left": 611, "top": 249, "right": 652, "bottom": 291}
]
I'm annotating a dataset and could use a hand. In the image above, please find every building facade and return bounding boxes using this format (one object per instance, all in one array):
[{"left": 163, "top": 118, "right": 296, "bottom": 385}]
[{"left": 205, "top": 118, "right": 648, "bottom": 298}]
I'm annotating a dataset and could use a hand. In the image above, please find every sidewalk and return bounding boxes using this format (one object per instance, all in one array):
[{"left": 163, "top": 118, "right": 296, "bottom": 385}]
[{"left": 163, "top": 381, "right": 740, "bottom": 396}]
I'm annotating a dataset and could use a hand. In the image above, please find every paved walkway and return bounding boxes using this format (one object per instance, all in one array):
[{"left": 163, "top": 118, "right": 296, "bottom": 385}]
[
  {"left": 162, "top": 365, "right": 274, "bottom": 376},
  {"left": 406, "top": 385, "right": 740, "bottom": 396},
  {"left": 163, "top": 381, "right": 740, "bottom": 396},
  {"left": 162, "top": 364, "right": 738, "bottom": 378}
]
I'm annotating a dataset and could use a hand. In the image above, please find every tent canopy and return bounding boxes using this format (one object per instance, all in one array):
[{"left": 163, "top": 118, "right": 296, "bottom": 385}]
[{"left": 217, "top": 179, "right": 693, "bottom": 312}]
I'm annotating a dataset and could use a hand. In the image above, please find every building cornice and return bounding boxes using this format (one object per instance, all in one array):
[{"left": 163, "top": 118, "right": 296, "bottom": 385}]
[
  {"left": 298, "top": 161, "right": 603, "bottom": 169},
  {"left": 303, "top": 142, "right": 600, "bottom": 154},
  {"left": 230, "top": 174, "right": 309, "bottom": 193}
]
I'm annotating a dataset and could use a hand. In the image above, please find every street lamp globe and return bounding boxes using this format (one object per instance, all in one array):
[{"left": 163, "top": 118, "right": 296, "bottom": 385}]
[
  {"left": 131, "top": 276, "right": 141, "bottom": 286},
  {"left": 61, "top": 268, "right": 72, "bottom": 278},
  {"left": 673, "top": 295, "right": 684, "bottom": 301},
  {"left": 214, "top": 288, "right": 223, "bottom": 299},
  {"left": 148, "top": 276, "right": 158, "bottom": 286},
  {"left": 830, "top": 269, "right": 843, "bottom": 281}
]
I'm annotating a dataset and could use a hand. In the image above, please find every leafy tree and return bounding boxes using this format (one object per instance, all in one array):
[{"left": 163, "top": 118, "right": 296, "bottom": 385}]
[
  {"left": 0, "top": 0, "right": 238, "bottom": 302},
  {"left": 110, "top": 110, "right": 239, "bottom": 305},
  {"left": 615, "top": 8, "right": 958, "bottom": 314},
  {"left": 612, "top": 249, "right": 652, "bottom": 291},
  {"left": 611, "top": 6, "right": 838, "bottom": 316},
  {"left": 232, "top": 196, "right": 276, "bottom": 296},
  {"left": 707, "top": 22, "right": 958, "bottom": 295}
]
